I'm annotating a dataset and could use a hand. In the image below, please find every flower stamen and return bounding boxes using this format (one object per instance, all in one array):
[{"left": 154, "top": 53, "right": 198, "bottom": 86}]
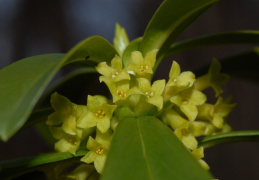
[
  {"left": 140, "top": 65, "right": 149, "bottom": 72},
  {"left": 96, "top": 109, "right": 106, "bottom": 118},
  {"left": 96, "top": 147, "right": 104, "bottom": 155},
  {"left": 145, "top": 91, "right": 154, "bottom": 98},
  {"left": 116, "top": 90, "right": 127, "bottom": 98},
  {"left": 182, "top": 101, "right": 188, "bottom": 105},
  {"left": 111, "top": 72, "right": 119, "bottom": 79}
]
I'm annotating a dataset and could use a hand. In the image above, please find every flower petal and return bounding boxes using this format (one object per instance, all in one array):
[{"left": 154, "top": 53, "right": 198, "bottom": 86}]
[
  {"left": 97, "top": 117, "right": 110, "bottom": 133},
  {"left": 96, "top": 62, "right": 113, "bottom": 77},
  {"left": 111, "top": 55, "right": 123, "bottom": 70},
  {"left": 81, "top": 151, "right": 98, "bottom": 164},
  {"left": 114, "top": 70, "right": 130, "bottom": 82},
  {"left": 161, "top": 109, "right": 188, "bottom": 130},
  {"left": 169, "top": 61, "right": 180, "bottom": 79},
  {"left": 189, "top": 90, "right": 207, "bottom": 106},
  {"left": 170, "top": 95, "right": 182, "bottom": 106},
  {"left": 146, "top": 96, "right": 163, "bottom": 111},
  {"left": 49, "top": 126, "right": 63, "bottom": 139},
  {"left": 131, "top": 51, "right": 144, "bottom": 65},
  {"left": 212, "top": 114, "right": 224, "bottom": 129},
  {"left": 182, "top": 134, "right": 198, "bottom": 150},
  {"left": 62, "top": 115, "right": 77, "bottom": 135},
  {"left": 180, "top": 103, "right": 198, "bottom": 122},
  {"left": 191, "top": 146, "right": 204, "bottom": 160},
  {"left": 94, "top": 155, "right": 106, "bottom": 174},
  {"left": 47, "top": 112, "right": 65, "bottom": 125},
  {"left": 77, "top": 111, "right": 97, "bottom": 129},
  {"left": 55, "top": 138, "right": 79, "bottom": 155},
  {"left": 137, "top": 78, "right": 151, "bottom": 92},
  {"left": 95, "top": 129, "right": 112, "bottom": 149},
  {"left": 151, "top": 79, "right": 165, "bottom": 96},
  {"left": 87, "top": 136, "right": 102, "bottom": 151},
  {"left": 144, "top": 49, "right": 158, "bottom": 68},
  {"left": 50, "top": 92, "right": 74, "bottom": 112}
]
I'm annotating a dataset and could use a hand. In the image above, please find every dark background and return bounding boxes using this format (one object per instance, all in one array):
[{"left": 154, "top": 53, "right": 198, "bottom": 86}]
[{"left": 0, "top": 0, "right": 259, "bottom": 179}]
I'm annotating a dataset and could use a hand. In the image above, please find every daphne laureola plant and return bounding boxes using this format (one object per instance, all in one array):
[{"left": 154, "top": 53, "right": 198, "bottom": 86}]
[{"left": 1, "top": 0, "right": 259, "bottom": 179}]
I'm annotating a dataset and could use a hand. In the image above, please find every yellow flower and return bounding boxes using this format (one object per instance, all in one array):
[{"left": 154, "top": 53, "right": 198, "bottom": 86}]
[
  {"left": 197, "top": 96, "right": 236, "bottom": 129},
  {"left": 96, "top": 55, "right": 130, "bottom": 83},
  {"left": 195, "top": 59, "right": 229, "bottom": 97},
  {"left": 133, "top": 78, "right": 165, "bottom": 111},
  {"left": 163, "top": 61, "right": 195, "bottom": 101},
  {"left": 77, "top": 95, "right": 117, "bottom": 133},
  {"left": 170, "top": 88, "right": 206, "bottom": 121},
  {"left": 47, "top": 92, "right": 93, "bottom": 155},
  {"left": 81, "top": 129, "right": 112, "bottom": 174},
  {"left": 126, "top": 49, "right": 158, "bottom": 79}
]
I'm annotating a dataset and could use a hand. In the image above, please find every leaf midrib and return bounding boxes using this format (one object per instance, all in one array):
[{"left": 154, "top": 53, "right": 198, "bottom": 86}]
[{"left": 136, "top": 119, "right": 154, "bottom": 180}]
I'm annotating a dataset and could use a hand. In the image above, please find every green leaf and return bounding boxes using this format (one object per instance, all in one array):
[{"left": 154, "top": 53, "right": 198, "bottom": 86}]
[
  {"left": 0, "top": 54, "right": 65, "bottom": 141},
  {"left": 101, "top": 116, "right": 213, "bottom": 180},
  {"left": 113, "top": 23, "right": 130, "bottom": 57},
  {"left": 63, "top": 35, "right": 118, "bottom": 65},
  {"left": 0, "top": 150, "right": 87, "bottom": 180},
  {"left": 194, "top": 48, "right": 259, "bottom": 82},
  {"left": 199, "top": 130, "right": 259, "bottom": 149},
  {"left": 0, "top": 35, "right": 117, "bottom": 141},
  {"left": 167, "top": 30, "right": 259, "bottom": 56},
  {"left": 122, "top": 37, "right": 142, "bottom": 67},
  {"left": 139, "top": 0, "right": 218, "bottom": 70}
]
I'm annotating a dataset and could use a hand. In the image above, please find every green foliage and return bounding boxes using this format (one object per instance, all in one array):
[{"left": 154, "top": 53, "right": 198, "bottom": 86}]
[
  {"left": 0, "top": 150, "right": 87, "bottom": 180},
  {"left": 63, "top": 36, "right": 117, "bottom": 65},
  {"left": 167, "top": 30, "right": 259, "bottom": 56},
  {"left": 199, "top": 130, "right": 259, "bottom": 148},
  {"left": 1, "top": 0, "right": 259, "bottom": 179},
  {"left": 0, "top": 36, "right": 116, "bottom": 141},
  {"left": 101, "top": 116, "right": 213, "bottom": 180},
  {"left": 0, "top": 54, "right": 65, "bottom": 141},
  {"left": 139, "top": 0, "right": 218, "bottom": 70}
]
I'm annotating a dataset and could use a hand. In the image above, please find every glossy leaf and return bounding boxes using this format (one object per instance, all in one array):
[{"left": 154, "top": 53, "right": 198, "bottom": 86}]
[
  {"left": 0, "top": 150, "right": 87, "bottom": 180},
  {"left": 101, "top": 116, "right": 213, "bottom": 180},
  {"left": 194, "top": 48, "right": 259, "bottom": 82},
  {"left": 139, "top": 0, "right": 218, "bottom": 70},
  {"left": 63, "top": 35, "right": 117, "bottom": 65},
  {"left": 113, "top": 23, "right": 130, "bottom": 56},
  {"left": 0, "top": 54, "right": 65, "bottom": 141},
  {"left": 167, "top": 30, "right": 259, "bottom": 56},
  {"left": 199, "top": 130, "right": 259, "bottom": 149},
  {"left": 0, "top": 35, "right": 117, "bottom": 141}
]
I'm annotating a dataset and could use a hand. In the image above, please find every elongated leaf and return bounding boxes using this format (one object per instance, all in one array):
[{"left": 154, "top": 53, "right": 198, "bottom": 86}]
[
  {"left": 194, "top": 48, "right": 259, "bottom": 82},
  {"left": 139, "top": 0, "right": 218, "bottom": 70},
  {"left": 101, "top": 116, "right": 212, "bottom": 180},
  {"left": 63, "top": 35, "right": 117, "bottom": 65},
  {"left": 0, "top": 150, "right": 87, "bottom": 180},
  {"left": 167, "top": 30, "right": 259, "bottom": 56},
  {"left": 0, "top": 54, "right": 65, "bottom": 141},
  {"left": 122, "top": 37, "right": 142, "bottom": 67},
  {"left": 113, "top": 24, "right": 130, "bottom": 56},
  {"left": 0, "top": 36, "right": 117, "bottom": 141},
  {"left": 199, "top": 130, "right": 259, "bottom": 149}
]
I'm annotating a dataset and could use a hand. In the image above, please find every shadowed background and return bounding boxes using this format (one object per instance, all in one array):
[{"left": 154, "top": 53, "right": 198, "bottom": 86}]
[{"left": 0, "top": 0, "right": 259, "bottom": 179}]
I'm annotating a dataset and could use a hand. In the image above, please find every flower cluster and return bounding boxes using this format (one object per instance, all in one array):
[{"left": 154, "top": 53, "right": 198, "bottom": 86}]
[{"left": 47, "top": 50, "right": 235, "bottom": 175}]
